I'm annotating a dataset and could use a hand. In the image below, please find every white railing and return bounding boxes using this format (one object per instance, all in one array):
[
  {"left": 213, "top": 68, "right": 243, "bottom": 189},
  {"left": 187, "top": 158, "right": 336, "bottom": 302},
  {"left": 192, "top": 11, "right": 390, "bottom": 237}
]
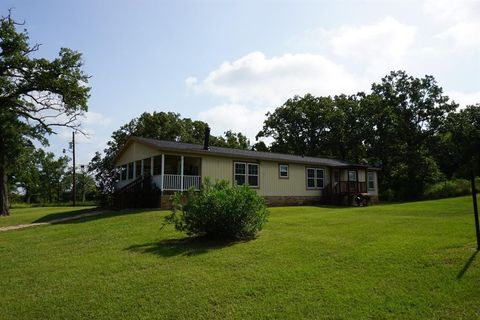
[
  {"left": 183, "top": 175, "right": 201, "bottom": 190},
  {"left": 118, "top": 174, "right": 201, "bottom": 191},
  {"left": 163, "top": 174, "right": 182, "bottom": 190},
  {"left": 152, "top": 174, "right": 201, "bottom": 191}
]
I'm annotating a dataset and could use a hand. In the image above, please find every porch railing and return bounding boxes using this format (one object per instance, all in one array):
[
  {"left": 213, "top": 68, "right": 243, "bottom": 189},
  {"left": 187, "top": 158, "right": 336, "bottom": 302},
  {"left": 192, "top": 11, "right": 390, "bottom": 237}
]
[
  {"left": 151, "top": 174, "right": 201, "bottom": 191},
  {"left": 183, "top": 175, "right": 201, "bottom": 190},
  {"left": 331, "top": 181, "right": 367, "bottom": 195}
]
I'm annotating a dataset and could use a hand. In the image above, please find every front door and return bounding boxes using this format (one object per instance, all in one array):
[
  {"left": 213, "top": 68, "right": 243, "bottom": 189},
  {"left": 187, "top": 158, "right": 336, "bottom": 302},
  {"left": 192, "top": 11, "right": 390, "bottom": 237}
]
[{"left": 348, "top": 170, "right": 357, "bottom": 193}]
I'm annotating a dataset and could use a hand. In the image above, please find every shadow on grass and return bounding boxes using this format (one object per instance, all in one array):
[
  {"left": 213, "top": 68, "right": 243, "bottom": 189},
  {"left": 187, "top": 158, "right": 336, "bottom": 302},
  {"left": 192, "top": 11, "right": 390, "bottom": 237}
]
[
  {"left": 125, "top": 236, "right": 244, "bottom": 257},
  {"left": 33, "top": 208, "right": 98, "bottom": 223},
  {"left": 33, "top": 208, "right": 163, "bottom": 226},
  {"left": 457, "top": 250, "right": 478, "bottom": 279},
  {"left": 315, "top": 205, "right": 356, "bottom": 210},
  {"left": 53, "top": 208, "right": 159, "bottom": 225}
]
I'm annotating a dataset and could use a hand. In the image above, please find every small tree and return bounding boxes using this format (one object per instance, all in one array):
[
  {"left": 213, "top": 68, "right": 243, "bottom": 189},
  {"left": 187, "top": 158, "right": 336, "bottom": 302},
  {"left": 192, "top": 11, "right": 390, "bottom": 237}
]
[
  {"left": 166, "top": 179, "right": 269, "bottom": 240},
  {"left": 0, "top": 12, "right": 90, "bottom": 215}
]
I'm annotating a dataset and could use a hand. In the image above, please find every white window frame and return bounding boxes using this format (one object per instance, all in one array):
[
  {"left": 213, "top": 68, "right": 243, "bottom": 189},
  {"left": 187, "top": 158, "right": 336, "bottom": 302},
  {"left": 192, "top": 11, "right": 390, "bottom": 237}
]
[
  {"left": 234, "top": 162, "right": 259, "bottom": 187},
  {"left": 306, "top": 167, "right": 324, "bottom": 189},
  {"left": 279, "top": 164, "right": 289, "bottom": 179},
  {"left": 247, "top": 163, "right": 259, "bottom": 187},
  {"left": 367, "top": 171, "right": 375, "bottom": 190}
]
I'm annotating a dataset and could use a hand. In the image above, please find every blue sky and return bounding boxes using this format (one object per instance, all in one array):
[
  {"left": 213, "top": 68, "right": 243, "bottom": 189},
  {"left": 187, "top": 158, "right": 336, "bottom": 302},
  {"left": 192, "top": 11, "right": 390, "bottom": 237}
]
[{"left": 3, "top": 0, "right": 480, "bottom": 165}]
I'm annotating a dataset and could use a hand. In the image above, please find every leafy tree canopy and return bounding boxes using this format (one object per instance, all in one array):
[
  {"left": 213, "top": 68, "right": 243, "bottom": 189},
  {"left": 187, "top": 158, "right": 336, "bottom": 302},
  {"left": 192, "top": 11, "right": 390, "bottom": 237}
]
[{"left": 0, "top": 12, "right": 90, "bottom": 215}]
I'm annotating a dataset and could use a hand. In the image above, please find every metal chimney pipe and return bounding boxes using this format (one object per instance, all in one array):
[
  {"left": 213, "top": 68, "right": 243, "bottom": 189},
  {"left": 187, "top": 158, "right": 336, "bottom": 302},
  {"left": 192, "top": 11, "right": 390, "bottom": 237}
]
[{"left": 203, "top": 127, "right": 210, "bottom": 150}]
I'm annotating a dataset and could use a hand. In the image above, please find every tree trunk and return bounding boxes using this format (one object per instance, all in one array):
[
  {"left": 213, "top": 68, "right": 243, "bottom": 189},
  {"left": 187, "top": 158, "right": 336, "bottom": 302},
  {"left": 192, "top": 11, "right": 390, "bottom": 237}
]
[{"left": 0, "top": 139, "right": 9, "bottom": 216}]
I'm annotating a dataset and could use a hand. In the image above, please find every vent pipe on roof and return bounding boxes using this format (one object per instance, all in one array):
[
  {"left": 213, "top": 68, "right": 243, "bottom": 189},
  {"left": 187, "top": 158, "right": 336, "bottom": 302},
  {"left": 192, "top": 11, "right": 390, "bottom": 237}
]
[{"left": 203, "top": 127, "right": 210, "bottom": 150}]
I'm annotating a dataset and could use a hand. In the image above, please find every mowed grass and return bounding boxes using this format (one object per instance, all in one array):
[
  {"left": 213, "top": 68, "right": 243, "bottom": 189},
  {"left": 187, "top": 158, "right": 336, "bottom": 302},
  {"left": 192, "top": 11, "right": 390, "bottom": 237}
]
[
  {"left": 0, "top": 206, "right": 97, "bottom": 227},
  {"left": 0, "top": 197, "right": 479, "bottom": 319}
]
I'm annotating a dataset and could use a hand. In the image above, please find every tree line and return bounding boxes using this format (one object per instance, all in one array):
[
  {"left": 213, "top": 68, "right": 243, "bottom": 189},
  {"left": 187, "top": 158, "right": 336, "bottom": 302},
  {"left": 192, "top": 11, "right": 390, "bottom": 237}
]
[
  {"left": 91, "top": 71, "right": 479, "bottom": 202},
  {"left": 11, "top": 142, "right": 97, "bottom": 204},
  {"left": 256, "top": 71, "right": 479, "bottom": 200}
]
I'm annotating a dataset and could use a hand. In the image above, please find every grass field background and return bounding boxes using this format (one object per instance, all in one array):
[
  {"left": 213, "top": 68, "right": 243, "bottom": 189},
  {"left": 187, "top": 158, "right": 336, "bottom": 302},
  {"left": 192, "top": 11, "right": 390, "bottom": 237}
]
[{"left": 0, "top": 197, "right": 479, "bottom": 319}]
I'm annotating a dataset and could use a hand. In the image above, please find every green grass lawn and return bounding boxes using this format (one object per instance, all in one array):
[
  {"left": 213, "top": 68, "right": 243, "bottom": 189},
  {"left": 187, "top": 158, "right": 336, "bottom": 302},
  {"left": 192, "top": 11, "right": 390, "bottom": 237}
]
[
  {"left": 0, "top": 206, "right": 97, "bottom": 228},
  {"left": 0, "top": 197, "right": 479, "bottom": 319}
]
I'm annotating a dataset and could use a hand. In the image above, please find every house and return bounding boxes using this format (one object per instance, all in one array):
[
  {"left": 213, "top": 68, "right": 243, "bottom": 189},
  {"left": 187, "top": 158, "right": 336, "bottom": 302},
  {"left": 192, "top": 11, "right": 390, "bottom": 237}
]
[{"left": 113, "top": 128, "right": 380, "bottom": 208}]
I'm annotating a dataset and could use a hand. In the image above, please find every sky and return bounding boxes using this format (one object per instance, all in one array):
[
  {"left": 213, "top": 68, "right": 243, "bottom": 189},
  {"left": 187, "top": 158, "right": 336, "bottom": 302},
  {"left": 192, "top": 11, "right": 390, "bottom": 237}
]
[{"left": 3, "top": 0, "right": 480, "bottom": 165}]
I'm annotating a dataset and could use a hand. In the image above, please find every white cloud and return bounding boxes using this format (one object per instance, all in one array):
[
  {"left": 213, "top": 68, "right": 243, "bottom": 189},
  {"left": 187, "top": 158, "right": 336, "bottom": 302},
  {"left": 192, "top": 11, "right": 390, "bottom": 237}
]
[
  {"left": 294, "top": 16, "right": 417, "bottom": 77},
  {"left": 328, "top": 17, "right": 416, "bottom": 63},
  {"left": 81, "top": 111, "right": 112, "bottom": 126},
  {"left": 447, "top": 91, "right": 480, "bottom": 109},
  {"left": 189, "top": 6, "right": 479, "bottom": 142},
  {"left": 193, "top": 52, "right": 361, "bottom": 106},
  {"left": 198, "top": 104, "right": 268, "bottom": 140},
  {"left": 425, "top": 0, "right": 480, "bottom": 51},
  {"left": 185, "top": 76, "right": 198, "bottom": 87}
]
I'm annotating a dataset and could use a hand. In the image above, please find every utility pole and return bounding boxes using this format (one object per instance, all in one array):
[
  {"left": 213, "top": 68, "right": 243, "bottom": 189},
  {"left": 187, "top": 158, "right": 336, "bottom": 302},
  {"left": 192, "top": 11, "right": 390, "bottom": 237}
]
[
  {"left": 471, "top": 175, "right": 479, "bottom": 250},
  {"left": 72, "top": 131, "right": 76, "bottom": 207}
]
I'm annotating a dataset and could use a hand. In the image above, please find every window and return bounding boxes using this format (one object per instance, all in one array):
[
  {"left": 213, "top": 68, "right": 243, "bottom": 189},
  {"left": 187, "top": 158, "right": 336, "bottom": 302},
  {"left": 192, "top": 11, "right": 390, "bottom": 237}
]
[
  {"left": 234, "top": 162, "right": 246, "bottom": 185},
  {"left": 306, "top": 168, "right": 324, "bottom": 189},
  {"left": 234, "top": 162, "right": 259, "bottom": 187},
  {"left": 248, "top": 163, "right": 259, "bottom": 187},
  {"left": 279, "top": 164, "right": 289, "bottom": 178},
  {"left": 367, "top": 171, "right": 375, "bottom": 190},
  {"left": 127, "top": 162, "right": 134, "bottom": 179},
  {"left": 348, "top": 170, "right": 357, "bottom": 182}
]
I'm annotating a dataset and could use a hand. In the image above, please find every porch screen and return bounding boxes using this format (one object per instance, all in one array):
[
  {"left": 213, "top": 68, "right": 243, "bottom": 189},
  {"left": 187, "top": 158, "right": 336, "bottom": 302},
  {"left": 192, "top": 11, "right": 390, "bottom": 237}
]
[
  {"left": 127, "top": 163, "right": 134, "bottom": 179},
  {"left": 143, "top": 158, "right": 152, "bottom": 176},
  {"left": 120, "top": 165, "right": 127, "bottom": 180},
  {"left": 153, "top": 156, "right": 162, "bottom": 175}
]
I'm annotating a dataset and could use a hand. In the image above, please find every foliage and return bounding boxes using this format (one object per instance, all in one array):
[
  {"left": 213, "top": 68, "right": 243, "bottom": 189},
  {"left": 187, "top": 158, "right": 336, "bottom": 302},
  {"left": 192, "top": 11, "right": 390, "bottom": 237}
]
[
  {"left": 257, "top": 71, "right": 461, "bottom": 200},
  {"left": 166, "top": 179, "right": 268, "bottom": 240},
  {"left": 0, "top": 12, "right": 90, "bottom": 215},
  {"left": 214, "top": 130, "right": 250, "bottom": 149},
  {"left": 423, "top": 179, "right": 473, "bottom": 200},
  {"left": 368, "top": 71, "right": 457, "bottom": 199},
  {"left": 10, "top": 145, "right": 98, "bottom": 205},
  {"left": 437, "top": 104, "right": 480, "bottom": 178},
  {"left": 89, "top": 111, "right": 250, "bottom": 195}
]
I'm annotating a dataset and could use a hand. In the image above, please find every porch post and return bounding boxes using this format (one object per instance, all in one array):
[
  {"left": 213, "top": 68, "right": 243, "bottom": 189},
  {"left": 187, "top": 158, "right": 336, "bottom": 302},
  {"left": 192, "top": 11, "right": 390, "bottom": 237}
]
[
  {"left": 180, "top": 156, "right": 184, "bottom": 191},
  {"left": 160, "top": 154, "right": 165, "bottom": 190},
  {"left": 141, "top": 159, "right": 144, "bottom": 177},
  {"left": 150, "top": 157, "right": 154, "bottom": 176},
  {"left": 133, "top": 161, "right": 136, "bottom": 178}
]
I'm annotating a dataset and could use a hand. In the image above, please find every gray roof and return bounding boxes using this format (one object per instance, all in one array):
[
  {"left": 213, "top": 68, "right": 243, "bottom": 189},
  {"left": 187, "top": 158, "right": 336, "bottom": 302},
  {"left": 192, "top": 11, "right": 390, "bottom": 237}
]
[{"left": 130, "top": 136, "right": 371, "bottom": 168}]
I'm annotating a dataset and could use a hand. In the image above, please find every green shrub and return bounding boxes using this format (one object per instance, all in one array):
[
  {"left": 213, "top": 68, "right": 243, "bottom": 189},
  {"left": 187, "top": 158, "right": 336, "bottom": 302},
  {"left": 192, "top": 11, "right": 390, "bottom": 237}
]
[
  {"left": 423, "top": 179, "right": 472, "bottom": 199},
  {"left": 166, "top": 179, "right": 269, "bottom": 240}
]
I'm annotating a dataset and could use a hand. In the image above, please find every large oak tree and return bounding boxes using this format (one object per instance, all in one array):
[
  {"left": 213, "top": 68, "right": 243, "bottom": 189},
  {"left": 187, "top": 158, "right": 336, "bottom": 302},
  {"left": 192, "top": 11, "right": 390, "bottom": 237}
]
[{"left": 0, "top": 12, "right": 90, "bottom": 215}]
